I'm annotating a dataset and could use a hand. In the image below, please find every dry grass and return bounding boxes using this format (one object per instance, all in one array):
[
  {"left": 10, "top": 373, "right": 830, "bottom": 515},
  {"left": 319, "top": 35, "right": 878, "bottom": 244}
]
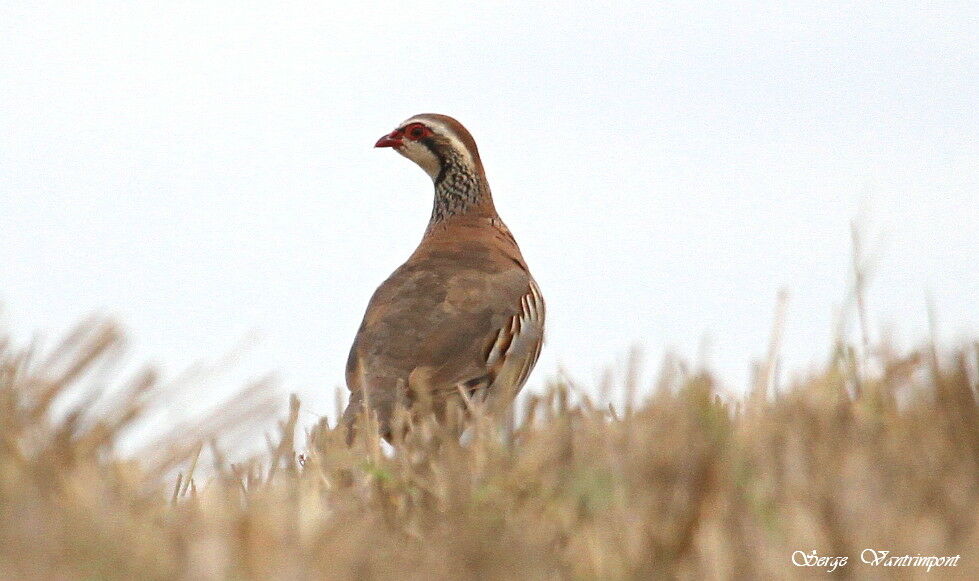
[{"left": 2, "top": 319, "right": 979, "bottom": 580}]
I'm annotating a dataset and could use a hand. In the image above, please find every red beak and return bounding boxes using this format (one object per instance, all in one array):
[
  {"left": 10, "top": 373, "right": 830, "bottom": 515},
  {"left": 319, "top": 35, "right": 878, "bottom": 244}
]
[{"left": 375, "top": 130, "right": 403, "bottom": 148}]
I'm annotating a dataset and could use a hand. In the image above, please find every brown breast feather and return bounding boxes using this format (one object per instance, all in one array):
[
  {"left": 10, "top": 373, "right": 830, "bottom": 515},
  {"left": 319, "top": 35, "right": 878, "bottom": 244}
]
[{"left": 344, "top": 216, "right": 544, "bottom": 437}]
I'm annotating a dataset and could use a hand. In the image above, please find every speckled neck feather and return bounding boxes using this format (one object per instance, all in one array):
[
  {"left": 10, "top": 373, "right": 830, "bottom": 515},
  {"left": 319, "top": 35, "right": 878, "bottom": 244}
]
[{"left": 430, "top": 147, "right": 494, "bottom": 225}]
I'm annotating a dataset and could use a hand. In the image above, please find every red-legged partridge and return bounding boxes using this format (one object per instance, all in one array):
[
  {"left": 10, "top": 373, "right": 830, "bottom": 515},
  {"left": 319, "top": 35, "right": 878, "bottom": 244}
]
[{"left": 343, "top": 114, "right": 545, "bottom": 441}]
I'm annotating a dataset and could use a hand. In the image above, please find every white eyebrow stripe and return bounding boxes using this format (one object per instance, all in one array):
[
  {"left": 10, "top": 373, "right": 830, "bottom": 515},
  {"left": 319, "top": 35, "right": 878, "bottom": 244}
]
[
  {"left": 400, "top": 116, "right": 474, "bottom": 167},
  {"left": 401, "top": 116, "right": 451, "bottom": 135}
]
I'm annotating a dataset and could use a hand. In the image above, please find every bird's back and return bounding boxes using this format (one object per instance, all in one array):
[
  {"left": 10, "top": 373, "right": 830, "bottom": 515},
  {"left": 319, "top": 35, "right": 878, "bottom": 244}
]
[{"left": 344, "top": 216, "right": 540, "bottom": 434}]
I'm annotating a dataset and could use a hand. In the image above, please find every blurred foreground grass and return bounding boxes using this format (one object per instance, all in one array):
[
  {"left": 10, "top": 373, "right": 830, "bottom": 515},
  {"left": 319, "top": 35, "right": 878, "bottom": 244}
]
[{"left": 2, "top": 320, "right": 978, "bottom": 579}]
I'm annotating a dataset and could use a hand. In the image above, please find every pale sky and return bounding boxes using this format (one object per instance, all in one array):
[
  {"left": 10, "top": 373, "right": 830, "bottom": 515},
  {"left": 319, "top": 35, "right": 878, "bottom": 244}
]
[{"left": 2, "top": 2, "right": 977, "bottom": 424}]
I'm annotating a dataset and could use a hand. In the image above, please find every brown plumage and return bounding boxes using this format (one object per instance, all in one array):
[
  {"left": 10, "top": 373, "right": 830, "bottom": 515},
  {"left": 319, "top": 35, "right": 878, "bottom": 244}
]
[{"left": 343, "top": 114, "right": 545, "bottom": 441}]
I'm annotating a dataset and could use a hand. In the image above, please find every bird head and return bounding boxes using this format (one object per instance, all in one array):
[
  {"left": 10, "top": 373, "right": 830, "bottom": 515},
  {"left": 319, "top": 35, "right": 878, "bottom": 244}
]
[{"left": 375, "top": 114, "right": 482, "bottom": 181}]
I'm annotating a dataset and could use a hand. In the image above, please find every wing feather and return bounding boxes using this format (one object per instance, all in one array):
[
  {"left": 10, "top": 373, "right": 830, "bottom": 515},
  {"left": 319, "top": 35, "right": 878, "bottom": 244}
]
[{"left": 483, "top": 279, "right": 545, "bottom": 411}]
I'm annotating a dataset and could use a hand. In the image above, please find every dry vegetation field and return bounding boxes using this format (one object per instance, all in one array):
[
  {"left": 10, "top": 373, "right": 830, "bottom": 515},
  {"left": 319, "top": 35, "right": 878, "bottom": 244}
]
[{"left": 2, "top": 317, "right": 978, "bottom": 579}]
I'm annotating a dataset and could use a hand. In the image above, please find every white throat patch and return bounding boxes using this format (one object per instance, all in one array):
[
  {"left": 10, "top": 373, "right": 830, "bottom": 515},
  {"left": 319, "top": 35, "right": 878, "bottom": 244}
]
[{"left": 396, "top": 139, "right": 441, "bottom": 179}]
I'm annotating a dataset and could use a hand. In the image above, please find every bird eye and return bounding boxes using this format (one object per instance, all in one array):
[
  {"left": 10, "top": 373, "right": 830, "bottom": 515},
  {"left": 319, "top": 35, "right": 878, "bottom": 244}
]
[{"left": 404, "top": 123, "right": 428, "bottom": 140}]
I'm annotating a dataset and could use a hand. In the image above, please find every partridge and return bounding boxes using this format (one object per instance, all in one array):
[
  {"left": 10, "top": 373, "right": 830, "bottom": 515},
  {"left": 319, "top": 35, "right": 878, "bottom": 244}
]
[{"left": 343, "top": 114, "right": 545, "bottom": 441}]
